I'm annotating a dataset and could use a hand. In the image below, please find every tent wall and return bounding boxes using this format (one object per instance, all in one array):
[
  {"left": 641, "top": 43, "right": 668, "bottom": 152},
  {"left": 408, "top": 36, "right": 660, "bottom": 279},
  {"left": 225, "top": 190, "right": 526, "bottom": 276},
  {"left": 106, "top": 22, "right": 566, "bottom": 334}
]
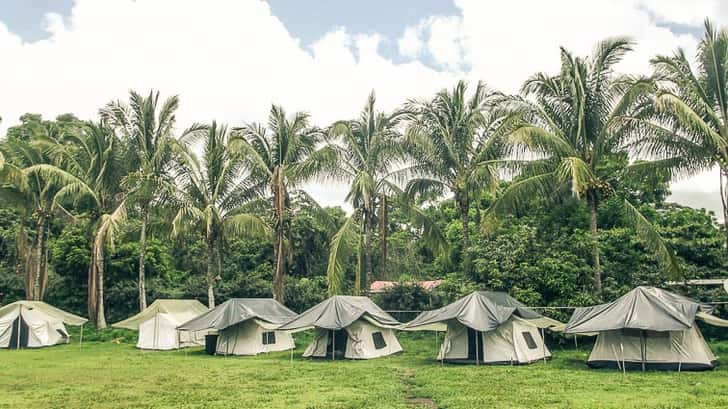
[
  {"left": 215, "top": 320, "right": 294, "bottom": 356},
  {"left": 302, "top": 319, "right": 402, "bottom": 359},
  {"left": 137, "top": 313, "right": 204, "bottom": 350},
  {"left": 438, "top": 319, "right": 550, "bottom": 364},
  {"left": 587, "top": 326, "right": 716, "bottom": 370}
]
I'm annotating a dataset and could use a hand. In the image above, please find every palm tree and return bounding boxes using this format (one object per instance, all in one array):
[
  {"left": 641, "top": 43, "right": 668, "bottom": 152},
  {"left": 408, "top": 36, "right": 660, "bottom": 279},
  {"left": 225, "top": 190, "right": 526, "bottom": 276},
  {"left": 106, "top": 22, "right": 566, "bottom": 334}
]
[
  {"left": 404, "top": 81, "right": 511, "bottom": 272},
  {"left": 324, "top": 92, "right": 410, "bottom": 293},
  {"left": 232, "top": 105, "right": 333, "bottom": 302},
  {"left": 171, "top": 121, "right": 270, "bottom": 308},
  {"left": 101, "top": 90, "right": 203, "bottom": 311},
  {"left": 490, "top": 38, "right": 678, "bottom": 295},
  {"left": 626, "top": 19, "right": 728, "bottom": 251},
  {"left": 26, "top": 121, "right": 127, "bottom": 328},
  {"left": 1, "top": 123, "right": 69, "bottom": 301}
]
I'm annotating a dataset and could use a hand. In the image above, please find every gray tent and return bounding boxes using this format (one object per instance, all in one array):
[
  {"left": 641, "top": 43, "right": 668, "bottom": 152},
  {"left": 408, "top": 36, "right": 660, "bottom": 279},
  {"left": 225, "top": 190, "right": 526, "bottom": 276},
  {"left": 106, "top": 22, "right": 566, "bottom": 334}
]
[
  {"left": 404, "top": 291, "right": 562, "bottom": 364},
  {"left": 177, "top": 298, "right": 296, "bottom": 356},
  {"left": 278, "top": 296, "right": 402, "bottom": 359},
  {"left": 565, "top": 286, "right": 728, "bottom": 371}
]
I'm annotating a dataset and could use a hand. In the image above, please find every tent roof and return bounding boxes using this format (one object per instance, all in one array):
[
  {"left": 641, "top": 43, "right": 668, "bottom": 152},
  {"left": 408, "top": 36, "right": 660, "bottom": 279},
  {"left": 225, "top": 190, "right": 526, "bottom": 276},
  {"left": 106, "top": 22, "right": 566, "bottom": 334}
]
[
  {"left": 0, "top": 300, "right": 87, "bottom": 326},
  {"left": 565, "top": 286, "right": 716, "bottom": 334},
  {"left": 112, "top": 299, "right": 208, "bottom": 330},
  {"left": 278, "top": 296, "right": 400, "bottom": 330},
  {"left": 403, "top": 291, "right": 544, "bottom": 332},
  {"left": 176, "top": 298, "right": 296, "bottom": 331}
]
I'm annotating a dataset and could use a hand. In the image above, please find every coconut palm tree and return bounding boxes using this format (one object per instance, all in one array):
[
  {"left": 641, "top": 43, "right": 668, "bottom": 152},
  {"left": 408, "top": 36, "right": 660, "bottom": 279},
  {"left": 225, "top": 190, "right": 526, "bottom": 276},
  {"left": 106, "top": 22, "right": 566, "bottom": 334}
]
[
  {"left": 324, "top": 92, "right": 410, "bottom": 293},
  {"left": 490, "top": 38, "right": 678, "bottom": 295},
  {"left": 171, "top": 121, "right": 270, "bottom": 308},
  {"left": 625, "top": 19, "right": 728, "bottom": 251},
  {"left": 101, "top": 90, "right": 204, "bottom": 311},
  {"left": 1, "top": 122, "right": 69, "bottom": 301},
  {"left": 404, "top": 81, "right": 512, "bottom": 272},
  {"left": 25, "top": 121, "right": 127, "bottom": 328},
  {"left": 232, "top": 105, "right": 333, "bottom": 302}
]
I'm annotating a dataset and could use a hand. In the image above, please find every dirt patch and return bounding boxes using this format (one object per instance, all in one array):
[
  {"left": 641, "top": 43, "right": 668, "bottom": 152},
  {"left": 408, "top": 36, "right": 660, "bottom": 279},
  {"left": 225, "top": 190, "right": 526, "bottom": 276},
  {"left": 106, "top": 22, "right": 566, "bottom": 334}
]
[
  {"left": 406, "top": 397, "right": 438, "bottom": 408},
  {"left": 401, "top": 369, "right": 439, "bottom": 408}
]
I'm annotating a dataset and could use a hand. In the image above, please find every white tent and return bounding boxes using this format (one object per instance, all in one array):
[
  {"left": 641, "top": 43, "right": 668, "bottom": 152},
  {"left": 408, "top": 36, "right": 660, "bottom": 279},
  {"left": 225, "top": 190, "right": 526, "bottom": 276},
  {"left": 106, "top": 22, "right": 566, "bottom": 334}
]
[
  {"left": 403, "top": 291, "right": 562, "bottom": 364},
  {"left": 113, "top": 299, "right": 208, "bottom": 350},
  {"left": 177, "top": 298, "right": 297, "bottom": 356},
  {"left": 0, "top": 301, "right": 87, "bottom": 349},
  {"left": 566, "top": 286, "right": 728, "bottom": 371},
  {"left": 278, "top": 296, "right": 403, "bottom": 360}
]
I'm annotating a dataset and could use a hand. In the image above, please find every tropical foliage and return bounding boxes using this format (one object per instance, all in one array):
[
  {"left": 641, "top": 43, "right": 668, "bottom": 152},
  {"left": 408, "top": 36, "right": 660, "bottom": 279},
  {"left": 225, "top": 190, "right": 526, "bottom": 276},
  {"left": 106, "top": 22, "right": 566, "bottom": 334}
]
[{"left": 2, "top": 25, "right": 728, "bottom": 325}]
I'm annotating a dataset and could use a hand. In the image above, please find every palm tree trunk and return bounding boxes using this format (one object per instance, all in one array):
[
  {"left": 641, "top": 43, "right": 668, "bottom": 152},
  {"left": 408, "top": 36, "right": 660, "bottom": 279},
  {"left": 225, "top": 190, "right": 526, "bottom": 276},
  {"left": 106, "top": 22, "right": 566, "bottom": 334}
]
[
  {"left": 457, "top": 194, "right": 471, "bottom": 274},
  {"left": 379, "top": 195, "right": 388, "bottom": 276},
  {"left": 32, "top": 213, "right": 46, "bottom": 301},
  {"left": 272, "top": 176, "right": 286, "bottom": 303},
  {"left": 16, "top": 222, "right": 29, "bottom": 293},
  {"left": 720, "top": 169, "right": 728, "bottom": 252},
  {"left": 137, "top": 206, "right": 149, "bottom": 311},
  {"left": 94, "top": 247, "right": 107, "bottom": 329},
  {"left": 39, "top": 222, "right": 49, "bottom": 300},
  {"left": 364, "top": 214, "right": 374, "bottom": 293},
  {"left": 273, "top": 225, "right": 285, "bottom": 302},
  {"left": 87, "top": 255, "right": 97, "bottom": 324},
  {"left": 587, "top": 190, "right": 602, "bottom": 295},
  {"left": 206, "top": 238, "right": 216, "bottom": 308}
]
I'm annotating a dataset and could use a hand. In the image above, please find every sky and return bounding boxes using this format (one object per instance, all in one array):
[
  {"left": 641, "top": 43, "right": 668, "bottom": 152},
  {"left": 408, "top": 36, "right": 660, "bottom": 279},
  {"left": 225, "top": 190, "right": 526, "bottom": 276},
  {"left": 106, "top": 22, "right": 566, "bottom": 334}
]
[{"left": 1, "top": 0, "right": 727, "bottom": 216}]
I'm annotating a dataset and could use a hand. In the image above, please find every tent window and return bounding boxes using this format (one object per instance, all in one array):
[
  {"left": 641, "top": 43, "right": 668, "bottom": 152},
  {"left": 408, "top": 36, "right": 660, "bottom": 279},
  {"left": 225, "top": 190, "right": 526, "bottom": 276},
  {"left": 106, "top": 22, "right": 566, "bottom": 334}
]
[
  {"left": 372, "top": 332, "right": 387, "bottom": 349},
  {"left": 262, "top": 331, "right": 276, "bottom": 345},
  {"left": 521, "top": 331, "right": 538, "bottom": 349}
]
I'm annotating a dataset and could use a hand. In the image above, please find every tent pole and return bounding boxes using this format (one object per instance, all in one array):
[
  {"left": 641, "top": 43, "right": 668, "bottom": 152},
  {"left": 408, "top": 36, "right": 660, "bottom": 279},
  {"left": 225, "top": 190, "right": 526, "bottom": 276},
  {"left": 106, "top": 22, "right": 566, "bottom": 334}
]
[
  {"left": 640, "top": 331, "right": 646, "bottom": 373},
  {"left": 541, "top": 328, "right": 547, "bottom": 364},
  {"left": 620, "top": 342, "right": 626, "bottom": 375},
  {"left": 79, "top": 324, "right": 84, "bottom": 350},
  {"left": 574, "top": 334, "right": 578, "bottom": 349},
  {"left": 16, "top": 305, "right": 22, "bottom": 350},
  {"left": 475, "top": 330, "right": 480, "bottom": 366},
  {"left": 332, "top": 329, "right": 335, "bottom": 361}
]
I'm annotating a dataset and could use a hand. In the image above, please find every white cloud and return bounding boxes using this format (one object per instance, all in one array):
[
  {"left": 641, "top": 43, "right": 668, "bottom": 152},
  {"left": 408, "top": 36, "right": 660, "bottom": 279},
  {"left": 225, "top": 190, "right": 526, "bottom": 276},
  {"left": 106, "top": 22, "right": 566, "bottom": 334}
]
[
  {"left": 636, "top": 0, "right": 721, "bottom": 26},
  {"left": 3, "top": 0, "right": 728, "bottom": 212},
  {"left": 398, "top": 25, "right": 424, "bottom": 58},
  {"left": 0, "top": 0, "right": 455, "bottom": 208}
]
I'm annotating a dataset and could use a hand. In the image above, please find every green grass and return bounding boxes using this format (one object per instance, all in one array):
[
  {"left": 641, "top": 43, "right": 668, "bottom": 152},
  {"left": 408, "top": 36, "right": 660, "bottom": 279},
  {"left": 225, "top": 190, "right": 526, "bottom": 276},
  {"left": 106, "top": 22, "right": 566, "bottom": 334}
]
[{"left": 1, "top": 332, "right": 727, "bottom": 409}]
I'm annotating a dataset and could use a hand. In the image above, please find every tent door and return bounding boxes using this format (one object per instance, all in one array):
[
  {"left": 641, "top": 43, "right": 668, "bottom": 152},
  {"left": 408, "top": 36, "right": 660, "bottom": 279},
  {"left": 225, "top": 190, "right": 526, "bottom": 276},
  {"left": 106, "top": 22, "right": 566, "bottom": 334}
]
[
  {"left": 326, "top": 330, "right": 348, "bottom": 359},
  {"left": 467, "top": 327, "right": 484, "bottom": 362},
  {"left": 8, "top": 316, "right": 29, "bottom": 349}
]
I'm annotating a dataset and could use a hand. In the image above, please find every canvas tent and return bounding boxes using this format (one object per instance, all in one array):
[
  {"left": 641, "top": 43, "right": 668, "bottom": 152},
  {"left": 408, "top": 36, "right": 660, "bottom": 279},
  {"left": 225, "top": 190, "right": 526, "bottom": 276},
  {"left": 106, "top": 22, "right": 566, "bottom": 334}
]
[
  {"left": 113, "top": 299, "right": 208, "bottom": 350},
  {"left": 177, "top": 298, "right": 296, "bottom": 355},
  {"left": 403, "top": 291, "right": 562, "bottom": 364},
  {"left": 0, "top": 301, "right": 87, "bottom": 349},
  {"left": 278, "top": 295, "right": 403, "bottom": 359},
  {"left": 565, "top": 286, "right": 728, "bottom": 371}
]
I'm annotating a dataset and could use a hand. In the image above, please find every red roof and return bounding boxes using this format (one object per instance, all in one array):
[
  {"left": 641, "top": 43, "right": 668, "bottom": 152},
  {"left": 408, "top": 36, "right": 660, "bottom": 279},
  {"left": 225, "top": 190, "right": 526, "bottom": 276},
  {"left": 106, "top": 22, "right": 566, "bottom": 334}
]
[{"left": 369, "top": 280, "right": 443, "bottom": 293}]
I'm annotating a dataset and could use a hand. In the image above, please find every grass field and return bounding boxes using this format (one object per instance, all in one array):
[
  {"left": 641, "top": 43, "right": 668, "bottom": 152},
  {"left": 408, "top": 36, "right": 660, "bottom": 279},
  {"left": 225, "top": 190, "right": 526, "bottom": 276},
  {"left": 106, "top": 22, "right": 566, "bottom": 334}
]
[{"left": 1, "top": 331, "right": 727, "bottom": 409}]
